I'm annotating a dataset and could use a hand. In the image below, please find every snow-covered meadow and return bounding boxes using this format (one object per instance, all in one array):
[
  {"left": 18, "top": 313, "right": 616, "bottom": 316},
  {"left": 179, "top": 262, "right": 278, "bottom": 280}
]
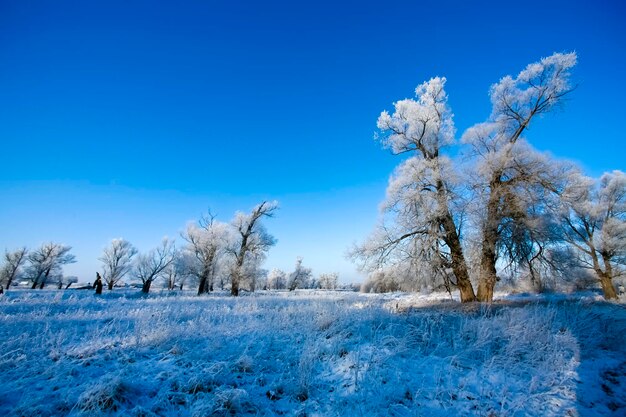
[{"left": 0, "top": 290, "right": 624, "bottom": 416}]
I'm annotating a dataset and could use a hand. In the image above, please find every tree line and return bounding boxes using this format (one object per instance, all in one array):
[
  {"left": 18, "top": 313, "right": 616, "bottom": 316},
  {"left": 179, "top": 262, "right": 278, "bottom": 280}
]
[
  {"left": 0, "top": 201, "right": 342, "bottom": 295},
  {"left": 351, "top": 52, "right": 625, "bottom": 302}
]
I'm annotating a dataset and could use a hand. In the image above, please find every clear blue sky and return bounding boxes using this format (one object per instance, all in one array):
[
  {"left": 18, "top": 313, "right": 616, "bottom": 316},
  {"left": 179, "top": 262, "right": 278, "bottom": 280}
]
[{"left": 1, "top": 0, "right": 625, "bottom": 284}]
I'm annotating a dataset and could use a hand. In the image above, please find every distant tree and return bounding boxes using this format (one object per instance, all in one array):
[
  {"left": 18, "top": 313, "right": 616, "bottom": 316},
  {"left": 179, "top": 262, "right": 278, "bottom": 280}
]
[
  {"left": 183, "top": 211, "right": 231, "bottom": 295},
  {"left": 229, "top": 201, "right": 278, "bottom": 296},
  {"left": 135, "top": 238, "right": 176, "bottom": 293},
  {"left": 360, "top": 270, "right": 401, "bottom": 293},
  {"left": 0, "top": 247, "right": 28, "bottom": 290},
  {"left": 559, "top": 171, "right": 626, "bottom": 299},
  {"left": 247, "top": 268, "right": 268, "bottom": 292},
  {"left": 462, "top": 52, "right": 577, "bottom": 302},
  {"left": 351, "top": 77, "right": 476, "bottom": 302},
  {"left": 267, "top": 268, "right": 287, "bottom": 290},
  {"left": 57, "top": 275, "right": 78, "bottom": 289},
  {"left": 288, "top": 257, "right": 312, "bottom": 291},
  {"left": 318, "top": 272, "right": 339, "bottom": 290},
  {"left": 99, "top": 239, "right": 137, "bottom": 290},
  {"left": 163, "top": 250, "right": 194, "bottom": 291},
  {"left": 26, "top": 243, "right": 76, "bottom": 289}
]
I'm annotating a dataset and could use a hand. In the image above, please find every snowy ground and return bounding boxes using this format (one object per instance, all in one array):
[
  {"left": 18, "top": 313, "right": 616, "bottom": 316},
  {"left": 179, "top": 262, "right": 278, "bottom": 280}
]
[{"left": 0, "top": 289, "right": 624, "bottom": 416}]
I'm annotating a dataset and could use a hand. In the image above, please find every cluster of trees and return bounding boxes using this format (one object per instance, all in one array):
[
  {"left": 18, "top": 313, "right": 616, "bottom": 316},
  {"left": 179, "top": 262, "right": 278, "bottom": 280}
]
[
  {"left": 352, "top": 52, "right": 626, "bottom": 302},
  {"left": 0, "top": 243, "right": 76, "bottom": 290},
  {"left": 1, "top": 200, "right": 342, "bottom": 296},
  {"left": 266, "top": 258, "right": 339, "bottom": 291}
]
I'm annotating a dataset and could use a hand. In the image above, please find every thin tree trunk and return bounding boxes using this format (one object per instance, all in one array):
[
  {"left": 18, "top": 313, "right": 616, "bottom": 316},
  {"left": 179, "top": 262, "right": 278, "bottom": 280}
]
[
  {"left": 108, "top": 281, "right": 114, "bottom": 290},
  {"left": 142, "top": 280, "right": 152, "bottom": 293},
  {"left": 31, "top": 281, "right": 38, "bottom": 289}
]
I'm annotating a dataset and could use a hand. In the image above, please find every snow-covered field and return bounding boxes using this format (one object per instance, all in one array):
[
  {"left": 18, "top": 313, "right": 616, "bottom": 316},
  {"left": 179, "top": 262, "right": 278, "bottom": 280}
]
[{"left": 0, "top": 290, "right": 624, "bottom": 416}]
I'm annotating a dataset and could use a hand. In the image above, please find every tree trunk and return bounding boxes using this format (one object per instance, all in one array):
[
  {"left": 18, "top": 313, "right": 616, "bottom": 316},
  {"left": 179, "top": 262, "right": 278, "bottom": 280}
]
[
  {"left": 598, "top": 254, "right": 618, "bottom": 300},
  {"left": 108, "top": 281, "right": 114, "bottom": 290},
  {"left": 477, "top": 180, "right": 501, "bottom": 303},
  {"left": 441, "top": 210, "right": 476, "bottom": 302},
  {"left": 31, "top": 281, "right": 38, "bottom": 289},
  {"left": 6, "top": 274, "right": 15, "bottom": 291},
  {"left": 599, "top": 274, "right": 618, "bottom": 300},
  {"left": 142, "top": 280, "right": 152, "bottom": 293},
  {"left": 231, "top": 272, "right": 240, "bottom": 296},
  {"left": 39, "top": 269, "right": 52, "bottom": 289},
  {"left": 197, "top": 275, "right": 207, "bottom": 295},
  {"left": 435, "top": 179, "right": 476, "bottom": 303},
  {"left": 477, "top": 246, "right": 498, "bottom": 303}
]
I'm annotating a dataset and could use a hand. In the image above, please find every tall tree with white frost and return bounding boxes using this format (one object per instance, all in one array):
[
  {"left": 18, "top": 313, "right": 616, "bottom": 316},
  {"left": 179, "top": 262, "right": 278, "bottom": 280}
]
[
  {"left": 182, "top": 211, "right": 230, "bottom": 295},
  {"left": 99, "top": 238, "right": 137, "bottom": 290},
  {"left": 26, "top": 243, "right": 76, "bottom": 289},
  {"left": 0, "top": 247, "right": 28, "bottom": 290},
  {"left": 560, "top": 171, "right": 626, "bottom": 300},
  {"left": 352, "top": 77, "right": 476, "bottom": 302},
  {"left": 134, "top": 238, "right": 176, "bottom": 293},
  {"left": 229, "top": 201, "right": 278, "bottom": 296},
  {"left": 462, "top": 52, "right": 577, "bottom": 302}
]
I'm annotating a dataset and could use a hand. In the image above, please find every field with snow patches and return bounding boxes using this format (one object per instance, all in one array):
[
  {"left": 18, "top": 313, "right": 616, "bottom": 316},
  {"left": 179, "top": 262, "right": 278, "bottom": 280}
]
[{"left": 0, "top": 290, "right": 625, "bottom": 417}]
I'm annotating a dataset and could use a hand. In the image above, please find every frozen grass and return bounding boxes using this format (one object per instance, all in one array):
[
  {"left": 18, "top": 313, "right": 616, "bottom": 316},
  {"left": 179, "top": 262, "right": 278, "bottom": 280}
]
[{"left": 0, "top": 289, "right": 624, "bottom": 416}]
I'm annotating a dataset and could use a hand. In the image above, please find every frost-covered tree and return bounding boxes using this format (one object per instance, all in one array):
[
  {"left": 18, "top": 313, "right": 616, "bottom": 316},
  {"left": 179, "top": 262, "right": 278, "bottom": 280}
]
[
  {"left": 0, "top": 247, "right": 28, "bottom": 290},
  {"left": 229, "top": 201, "right": 278, "bottom": 296},
  {"left": 559, "top": 171, "right": 626, "bottom": 299},
  {"left": 287, "top": 257, "right": 312, "bottom": 291},
  {"left": 163, "top": 250, "right": 194, "bottom": 291},
  {"left": 182, "top": 211, "right": 231, "bottom": 295},
  {"left": 134, "top": 238, "right": 176, "bottom": 293},
  {"left": 462, "top": 52, "right": 577, "bottom": 302},
  {"left": 267, "top": 268, "right": 287, "bottom": 290},
  {"left": 352, "top": 77, "right": 475, "bottom": 302},
  {"left": 318, "top": 272, "right": 338, "bottom": 290},
  {"left": 361, "top": 269, "right": 401, "bottom": 293},
  {"left": 26, "top": 243, "right": 76, "bottom": 289},
  {"left": 99, "top": 238, "right": 137, "bottom": 290}
]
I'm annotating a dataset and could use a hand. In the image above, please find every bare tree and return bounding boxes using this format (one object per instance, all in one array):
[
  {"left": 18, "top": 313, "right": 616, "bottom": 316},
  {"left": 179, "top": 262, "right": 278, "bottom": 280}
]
[
  {"left": 163, "top": 250, "right": 194, "bottom": 291},
  {"left": 0, "top": 247, "right": 28, "bottom": 290},
  {"left": 559, "top": 171, "right": 626, "bottom": 299},
  {"left": 134, "top": 238, "right": 176, "bottom": 293},
  {"left": 26, "top": 243, "right": 76, "bottom": 289},
  {"left": 182, "top": 211, "right": 230, "bottom": 295},
  {"left": 229, "top": 201, "right": 278, "bottom": 296},
  {"left": 287, "top": 257, "right": 312, "bottom": 291},
  {"left": 352, "top": 77, "right": 476, "bottom": 302},
  {"left": 462, "top": 52, "right": 577, "bottom": 302},
  {"left": 99, "top": 238, "right": 138, "bottom": 290}
]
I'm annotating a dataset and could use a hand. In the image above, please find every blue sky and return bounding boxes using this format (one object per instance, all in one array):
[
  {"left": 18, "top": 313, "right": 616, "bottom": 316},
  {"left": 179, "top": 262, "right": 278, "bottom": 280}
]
[{"left": 1, "top": 0, "right": 625, "bottom": 283}]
